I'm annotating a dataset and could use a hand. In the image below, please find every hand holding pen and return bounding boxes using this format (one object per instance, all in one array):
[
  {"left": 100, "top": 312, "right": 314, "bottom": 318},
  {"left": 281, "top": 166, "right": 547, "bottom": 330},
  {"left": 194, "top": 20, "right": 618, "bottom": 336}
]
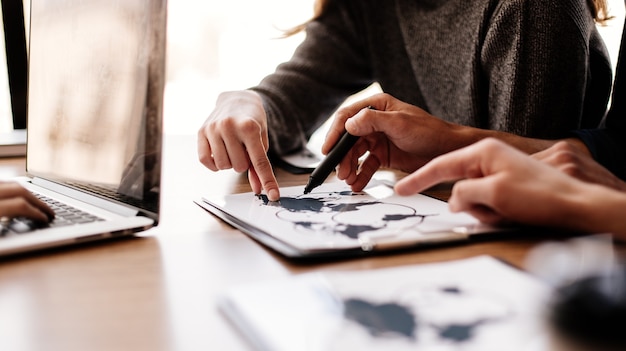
[
  {"left": 322, "top": 94, "right": 458, "bottom": 192},
  {"left": 304, "top": 106, "right": 375, "bottom": 194},
  {"left": 304, "top": 131, "right": 360, "bottom": 194}
]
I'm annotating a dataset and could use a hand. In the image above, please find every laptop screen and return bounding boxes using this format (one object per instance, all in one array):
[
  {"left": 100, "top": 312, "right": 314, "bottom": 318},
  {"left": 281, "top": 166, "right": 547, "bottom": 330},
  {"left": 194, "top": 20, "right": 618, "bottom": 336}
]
[{"left": 26, "top": 0, "right": 167, "bottom": 217}]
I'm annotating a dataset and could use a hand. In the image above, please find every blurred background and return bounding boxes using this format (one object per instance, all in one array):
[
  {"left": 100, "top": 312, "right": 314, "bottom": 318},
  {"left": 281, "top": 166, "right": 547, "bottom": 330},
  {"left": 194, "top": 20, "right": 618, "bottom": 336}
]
[{"left": 164, "top": 0, "right": 314, "bottom": 135}]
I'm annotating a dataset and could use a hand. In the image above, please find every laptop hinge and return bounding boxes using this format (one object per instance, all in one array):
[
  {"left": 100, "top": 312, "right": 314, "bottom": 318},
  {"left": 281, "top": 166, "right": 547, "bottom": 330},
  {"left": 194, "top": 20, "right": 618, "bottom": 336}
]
[{"left": 31, "top": 177, "right": 139, "bottom": 217}]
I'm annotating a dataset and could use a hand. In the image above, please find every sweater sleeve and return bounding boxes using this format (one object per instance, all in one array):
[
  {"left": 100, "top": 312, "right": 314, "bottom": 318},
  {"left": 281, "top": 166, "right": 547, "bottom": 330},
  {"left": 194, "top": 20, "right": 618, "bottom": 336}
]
[
  {"left": 481, "top": 0, "right": 611, "bottom": 139},
  {"left": 571, "top": 128, "right": 626, "bottom": 180},
  {"left": 573, "top": 15, "right": 626, "bottom": 181},
  {"left": 250, "top": 2, "right": 373, "bottom": 156}
]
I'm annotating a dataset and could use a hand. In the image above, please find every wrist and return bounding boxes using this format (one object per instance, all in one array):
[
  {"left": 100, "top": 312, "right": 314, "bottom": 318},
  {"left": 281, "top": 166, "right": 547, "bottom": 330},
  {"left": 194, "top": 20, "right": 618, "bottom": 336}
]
[
  {"left": 570, "top": 183, "right": 626, "bottom": 237},
  {"left": 454, "top": 127, "right": 554, "bottom": 155},
  {"left": 447, "top": 123, "right": 485, "bottom": 151}
]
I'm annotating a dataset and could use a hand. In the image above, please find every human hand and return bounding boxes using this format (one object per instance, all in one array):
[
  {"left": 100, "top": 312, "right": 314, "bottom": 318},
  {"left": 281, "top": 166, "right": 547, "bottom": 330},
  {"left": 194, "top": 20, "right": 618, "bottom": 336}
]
[
  {"left": 0, "top": 181, "right": 54, "bottom": 223},
  {"left": 198, "top": 90, "right": 280, "bottom": 201},
  {"left": 323, "top": 93, "right": 468, "bottom": 192},
  {"left": 394, "top": 138, "right": 598, "bottom": 231},
  {"left": 531, "top": 140, "right": 626, "bottom": 192}
]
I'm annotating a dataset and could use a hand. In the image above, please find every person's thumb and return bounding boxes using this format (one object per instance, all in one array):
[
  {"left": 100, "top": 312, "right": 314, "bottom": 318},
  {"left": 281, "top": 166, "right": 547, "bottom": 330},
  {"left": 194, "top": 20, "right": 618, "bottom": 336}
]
[{"left": 344, "top": 108, "right": 384, "bottom": 136}]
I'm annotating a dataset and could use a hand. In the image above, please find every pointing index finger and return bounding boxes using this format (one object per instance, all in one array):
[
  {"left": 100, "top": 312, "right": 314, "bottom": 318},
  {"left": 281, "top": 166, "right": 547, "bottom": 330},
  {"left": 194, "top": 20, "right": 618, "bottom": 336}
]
[
  {"left": 244, "top": 136, "right": 280, "bottom": 201},
  {"left": 394, "top": 141, "right": 495, "bottom": 196}
]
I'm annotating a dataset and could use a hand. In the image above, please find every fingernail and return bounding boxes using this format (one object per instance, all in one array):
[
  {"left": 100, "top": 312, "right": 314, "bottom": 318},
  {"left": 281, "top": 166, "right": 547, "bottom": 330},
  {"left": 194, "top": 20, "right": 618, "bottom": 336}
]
[
  {"left": 346, "top": 125, "right": 358, "bottom": 136},
  {"left": 448, "top": 202, "right": 458, "bottom": 212},
  {"left": 268, "top": 189, "right": 279, "bottom": 202}
]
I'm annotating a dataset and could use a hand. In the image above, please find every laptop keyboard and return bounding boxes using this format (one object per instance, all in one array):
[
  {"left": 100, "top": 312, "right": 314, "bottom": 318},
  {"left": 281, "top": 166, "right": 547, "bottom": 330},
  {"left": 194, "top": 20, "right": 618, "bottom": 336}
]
[{"left": 0, "top": 193, "right": 104, "bottom": 236}]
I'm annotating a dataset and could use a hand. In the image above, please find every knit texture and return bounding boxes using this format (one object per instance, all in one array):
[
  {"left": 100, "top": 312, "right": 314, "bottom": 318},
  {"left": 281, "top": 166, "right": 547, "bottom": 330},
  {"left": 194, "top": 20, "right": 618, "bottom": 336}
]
[{"left": 251, "top": 0, "right": 611, "bottom": 155}]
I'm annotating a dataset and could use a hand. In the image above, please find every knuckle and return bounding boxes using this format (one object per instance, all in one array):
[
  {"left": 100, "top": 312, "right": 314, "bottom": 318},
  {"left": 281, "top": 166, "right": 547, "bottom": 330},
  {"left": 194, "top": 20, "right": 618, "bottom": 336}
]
[
  {"left": 553, "top": 141, "right": 575, "bottom": 152},
  {"left": 560, "top": 164, "right": 581, "bottom": 178},
  {"left": 197, "top": 124, "right": 208, "bottom": 138},
  {"left": 464, "top": 163, "right": 482, "bottom": 179},
  {"left": 198, "top": 154, "right": 216, "bottom": 170},
  {"left": 252, "top": 156, "right": 272, "bottom": 174},
  {"left": 260, "top": 178, "right": 277, "bottom": 191},
  {"left": 213, "top": 159, "right": 232, "bottom": 170},
  {"left": 14, "top": 198, "right": 30, "bottom": 212},
  {"left": 215, "top": 117, "right": 237, "bottom": 133},
  {"left": 487, "top": 180, "right": 508, "bottom": 208},
  {"left": 478, "top": 138, "right": 503, "bottom": 152},
  {"left": 553, "top": 151, "right": 577, "bottom": 164},
  {"left": 238, "top": 118, "right": 262, "bottom": 136},
  {"left": 202, "top": 116, "right": 221, "bottom": 133},
  {"left": 232, "top": 161, "right": 250, "bottom": 173}
]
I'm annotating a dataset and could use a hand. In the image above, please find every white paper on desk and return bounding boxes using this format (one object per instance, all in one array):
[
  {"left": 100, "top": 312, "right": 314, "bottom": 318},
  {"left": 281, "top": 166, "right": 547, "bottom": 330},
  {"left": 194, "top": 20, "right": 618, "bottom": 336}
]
[
  {"left": 219, "top": 255, "right": 552, "bottom": 351},
  {"left": 203, "top": 181, "right": 480, "bottom": 253}
]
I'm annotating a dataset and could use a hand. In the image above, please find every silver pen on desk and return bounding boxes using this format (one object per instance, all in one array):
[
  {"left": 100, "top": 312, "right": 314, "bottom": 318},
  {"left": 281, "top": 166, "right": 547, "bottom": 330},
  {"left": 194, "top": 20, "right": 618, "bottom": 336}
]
[{"left": 358, "top": 224, "right": 514, "bottom": 251}]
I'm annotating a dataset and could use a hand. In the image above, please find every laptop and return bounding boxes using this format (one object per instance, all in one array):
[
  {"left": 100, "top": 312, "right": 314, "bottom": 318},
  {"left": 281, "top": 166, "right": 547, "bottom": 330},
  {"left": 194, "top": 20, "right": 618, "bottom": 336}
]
[{"left": 0, "top": 0, "right": 168, "bottom": 256}]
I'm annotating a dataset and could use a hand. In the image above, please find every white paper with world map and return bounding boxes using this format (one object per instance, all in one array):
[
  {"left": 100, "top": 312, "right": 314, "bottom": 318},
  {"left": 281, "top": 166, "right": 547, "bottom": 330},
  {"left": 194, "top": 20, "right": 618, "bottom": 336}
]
[
  {"left": 199, "top": 181, "right": 501, "bottom": 257},
  {"left": 218, "top": 255, "right": 551, "bottom": 351}
]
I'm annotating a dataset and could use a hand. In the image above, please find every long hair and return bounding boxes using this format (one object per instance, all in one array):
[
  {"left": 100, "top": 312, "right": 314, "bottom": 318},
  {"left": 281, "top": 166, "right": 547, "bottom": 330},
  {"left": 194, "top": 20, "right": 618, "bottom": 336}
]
[
  {"left": 284, "top": 0, "right": 612, "bottom": 36},
  {"left": 589, "top": 0, "right": 613, "bottom": 24},
  {"left": 282, "top": 0, "right": 332, "bottom": 37}
]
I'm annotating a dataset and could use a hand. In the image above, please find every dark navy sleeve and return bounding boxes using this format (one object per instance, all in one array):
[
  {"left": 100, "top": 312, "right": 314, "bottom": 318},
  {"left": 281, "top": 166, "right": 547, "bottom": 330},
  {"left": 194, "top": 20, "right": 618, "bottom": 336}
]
[
  {"left": 574, "top": 11, "right": 626, "bottom": 181},
  {"left": 572, "top": 128, "right": 626, "bottom": 180}
]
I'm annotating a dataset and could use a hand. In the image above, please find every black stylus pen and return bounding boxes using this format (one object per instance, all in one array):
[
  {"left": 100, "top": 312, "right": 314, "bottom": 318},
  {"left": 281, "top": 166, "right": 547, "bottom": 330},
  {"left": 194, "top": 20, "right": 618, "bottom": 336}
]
[{"left": 303, "top": 131, "right": 360, "bottom": 194}]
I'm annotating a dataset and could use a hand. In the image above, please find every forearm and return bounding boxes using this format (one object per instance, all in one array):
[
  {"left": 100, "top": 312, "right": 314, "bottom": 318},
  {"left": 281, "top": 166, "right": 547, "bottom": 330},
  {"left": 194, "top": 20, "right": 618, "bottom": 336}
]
[
  {"left": 451, "top": 124, "right": 568, "bottom": 155},
  {"left": 569, "top": 183, "right": 626, "bottom": 238}
]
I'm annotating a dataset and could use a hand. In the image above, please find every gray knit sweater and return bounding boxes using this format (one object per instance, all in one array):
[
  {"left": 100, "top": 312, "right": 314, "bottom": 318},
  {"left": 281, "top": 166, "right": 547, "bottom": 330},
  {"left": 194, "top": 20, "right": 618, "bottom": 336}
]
[{"left": 251, "top": 0, "right": 612, "bottom": 156}]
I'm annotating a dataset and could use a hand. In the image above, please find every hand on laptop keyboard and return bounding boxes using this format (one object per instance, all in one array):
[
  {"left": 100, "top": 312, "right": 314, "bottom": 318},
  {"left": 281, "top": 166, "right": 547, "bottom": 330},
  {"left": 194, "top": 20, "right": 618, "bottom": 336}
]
[
  {"left": 0, "top": 181, "right": 55, "bottom": 224},
  {"left": 0, "top": 186, "right": 105, "bottom": 236}
]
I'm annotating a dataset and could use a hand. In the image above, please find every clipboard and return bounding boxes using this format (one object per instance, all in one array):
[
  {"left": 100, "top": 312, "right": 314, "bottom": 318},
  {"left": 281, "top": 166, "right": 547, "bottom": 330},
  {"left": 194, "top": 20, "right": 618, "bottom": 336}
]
[{"left": 195, "top": 181, "right": 513, "bottom": 259}]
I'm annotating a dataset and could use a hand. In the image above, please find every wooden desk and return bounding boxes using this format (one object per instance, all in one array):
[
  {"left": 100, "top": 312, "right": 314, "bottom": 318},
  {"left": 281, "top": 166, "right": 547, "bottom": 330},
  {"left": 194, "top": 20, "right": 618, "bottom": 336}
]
[{"left": 0, "top": 135, "right": 622, "bottom": 351}]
